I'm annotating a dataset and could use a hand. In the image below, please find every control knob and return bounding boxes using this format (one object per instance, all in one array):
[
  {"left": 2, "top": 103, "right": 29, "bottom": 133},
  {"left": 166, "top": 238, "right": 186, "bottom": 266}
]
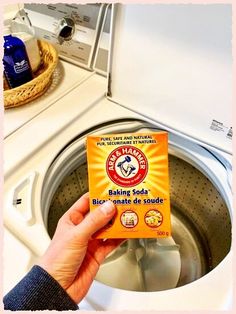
[{"left": 56, "top": 17, "right": 75, "bottom": 44}]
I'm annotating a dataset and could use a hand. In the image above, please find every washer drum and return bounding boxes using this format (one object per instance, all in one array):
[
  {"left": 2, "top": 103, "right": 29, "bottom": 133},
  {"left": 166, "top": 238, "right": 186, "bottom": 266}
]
[{"left": 47, "top": 154, "right": 231, "bottom": 292}]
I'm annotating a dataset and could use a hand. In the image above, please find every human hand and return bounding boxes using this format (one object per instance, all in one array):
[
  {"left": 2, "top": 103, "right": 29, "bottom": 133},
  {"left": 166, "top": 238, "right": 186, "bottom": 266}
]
[{"left": 38, "top": 193, "right": 123, "bottom": 304}]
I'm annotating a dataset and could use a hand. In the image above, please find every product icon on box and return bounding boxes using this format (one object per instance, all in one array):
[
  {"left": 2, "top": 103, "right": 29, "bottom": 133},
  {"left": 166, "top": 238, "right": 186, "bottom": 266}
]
[
  {"left": 120, "top": 210, "right": 138, "bottom": 228},
  {"left": 145, "top": 210, "right": 163, "bottom": 227}
]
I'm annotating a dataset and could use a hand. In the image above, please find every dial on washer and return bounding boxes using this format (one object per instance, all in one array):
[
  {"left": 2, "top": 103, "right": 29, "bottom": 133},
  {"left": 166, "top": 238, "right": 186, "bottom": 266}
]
[{"left": 57, "top": 17, "right": 75, "bottom": 44}]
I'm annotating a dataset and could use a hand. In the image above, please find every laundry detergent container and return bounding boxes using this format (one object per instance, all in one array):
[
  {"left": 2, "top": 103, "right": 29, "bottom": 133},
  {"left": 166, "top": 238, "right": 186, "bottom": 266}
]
[{"left": 41, "top": 121, "right": 232, "bottom": 310}]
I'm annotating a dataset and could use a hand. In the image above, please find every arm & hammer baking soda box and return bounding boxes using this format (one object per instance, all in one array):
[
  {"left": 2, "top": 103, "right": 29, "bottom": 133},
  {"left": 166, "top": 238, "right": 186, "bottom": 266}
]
[{"left": 87, "top": 132, "right": 171, "bottom": 238}]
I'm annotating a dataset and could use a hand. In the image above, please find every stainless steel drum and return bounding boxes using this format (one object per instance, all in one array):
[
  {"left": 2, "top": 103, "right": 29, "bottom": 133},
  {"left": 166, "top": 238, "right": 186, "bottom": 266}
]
[{"left": 47, "top": 154, "right": 231, "bottom": 292}]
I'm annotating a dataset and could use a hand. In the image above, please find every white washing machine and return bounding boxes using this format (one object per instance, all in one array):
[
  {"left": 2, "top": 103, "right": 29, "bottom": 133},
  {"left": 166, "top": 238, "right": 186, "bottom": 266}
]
[
  {"left": 4, "top": 3, "right": 110, "bottom": 138},
  {"left": 3, "top": 4, "right": 233, "bottom": 311}
]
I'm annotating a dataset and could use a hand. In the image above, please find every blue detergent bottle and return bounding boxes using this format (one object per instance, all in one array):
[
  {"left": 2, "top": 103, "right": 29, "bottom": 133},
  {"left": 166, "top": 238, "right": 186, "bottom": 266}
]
[{"left": 3, "top": 32, "right": 33, "bottom": 88}]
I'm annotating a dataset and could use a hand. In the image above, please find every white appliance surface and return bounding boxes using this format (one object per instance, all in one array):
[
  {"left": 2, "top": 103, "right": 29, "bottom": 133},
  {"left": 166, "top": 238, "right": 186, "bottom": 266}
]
[
  {"left": 3, "top": 3, "right": 233, "bottom": 312},
  {"left": 109, "top": 4, "right": 232, "bottom": 153},
  {"left": 3, "top": 74, "right": 232, "bottom": 310},
  {"left": 4, "top": 60, "right": 93, "bottom": 138}
]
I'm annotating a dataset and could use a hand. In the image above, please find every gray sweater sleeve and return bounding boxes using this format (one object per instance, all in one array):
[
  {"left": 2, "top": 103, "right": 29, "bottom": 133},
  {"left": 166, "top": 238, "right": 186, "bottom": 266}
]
[{"left": 3, "top": 265, "right": 79, "bottom": 311}]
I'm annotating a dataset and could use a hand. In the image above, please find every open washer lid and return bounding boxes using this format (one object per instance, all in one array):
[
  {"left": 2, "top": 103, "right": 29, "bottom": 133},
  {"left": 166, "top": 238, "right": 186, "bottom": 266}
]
[{"left": 108, "top": 4, "right": 232, "bottom": 154}]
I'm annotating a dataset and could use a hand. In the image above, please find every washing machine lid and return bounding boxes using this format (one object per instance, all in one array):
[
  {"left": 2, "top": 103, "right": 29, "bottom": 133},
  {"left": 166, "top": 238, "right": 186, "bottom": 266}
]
[{"left": 108, "top": 4, "right": 232, "bottom": 154}]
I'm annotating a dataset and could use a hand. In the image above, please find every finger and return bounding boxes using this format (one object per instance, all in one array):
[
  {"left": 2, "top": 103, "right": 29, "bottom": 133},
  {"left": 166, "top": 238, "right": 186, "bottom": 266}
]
[
  {"left": 102, "top": 238, "right": 126, "bottom": 255},
  {"left": 75, "top": 201, "right": 116, "bottom": 240},
  {"left": 100, "top": 239, "right": 125, "bottom": 262},
  {"left": 61, "top": 192, "right": 90, "bottom": 225},
  {"left": 88, "top": 238, "right": 125, "bottom": 254},
  {"left": 88, "top": 239, "right": 125, "bottom": 264}
]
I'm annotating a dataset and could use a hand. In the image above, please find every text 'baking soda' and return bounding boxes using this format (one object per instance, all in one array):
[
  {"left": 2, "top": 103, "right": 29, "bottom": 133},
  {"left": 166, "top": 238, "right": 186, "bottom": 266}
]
[{"left": 86, "top": 132, "right": 171, "bottom": 238}]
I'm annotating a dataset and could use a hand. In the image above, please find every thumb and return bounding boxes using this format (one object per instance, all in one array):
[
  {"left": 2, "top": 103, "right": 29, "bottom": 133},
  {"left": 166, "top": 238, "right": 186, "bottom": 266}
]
[{"left": 76, "top": 201, "right": 116, "bottom": 240}]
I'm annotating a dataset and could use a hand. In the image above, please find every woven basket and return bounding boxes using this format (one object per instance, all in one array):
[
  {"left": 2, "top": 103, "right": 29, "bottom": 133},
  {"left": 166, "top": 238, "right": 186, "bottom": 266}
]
[{"left": 4, "top": 40, "right": 58, "bottom": 109}]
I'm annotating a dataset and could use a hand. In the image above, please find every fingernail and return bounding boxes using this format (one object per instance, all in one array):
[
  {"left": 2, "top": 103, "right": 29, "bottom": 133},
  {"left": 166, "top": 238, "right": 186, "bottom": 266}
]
[
  {"left": 100, "top": 201, "right": 115, "bottom": 215},
  {"left": 83, "top": 192, "right": 89, "bottom": 199}
]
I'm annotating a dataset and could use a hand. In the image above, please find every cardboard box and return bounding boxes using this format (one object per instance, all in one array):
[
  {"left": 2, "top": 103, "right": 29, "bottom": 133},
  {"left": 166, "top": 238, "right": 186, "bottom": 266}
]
[{"left": 87, "top": 132, "right": 171, "bottom": 238}]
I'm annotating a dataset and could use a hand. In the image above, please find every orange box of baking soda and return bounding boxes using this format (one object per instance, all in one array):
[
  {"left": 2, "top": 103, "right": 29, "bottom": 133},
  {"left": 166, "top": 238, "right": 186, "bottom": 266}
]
[{"left": 86, "top": 132, "right": 171, "bottom": 238}]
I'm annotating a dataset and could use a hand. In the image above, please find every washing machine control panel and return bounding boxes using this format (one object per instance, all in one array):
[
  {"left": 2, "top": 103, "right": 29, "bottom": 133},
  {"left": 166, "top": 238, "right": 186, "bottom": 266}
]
[{"left": 24, "top": 3, "right": 108, "bottom": 70}]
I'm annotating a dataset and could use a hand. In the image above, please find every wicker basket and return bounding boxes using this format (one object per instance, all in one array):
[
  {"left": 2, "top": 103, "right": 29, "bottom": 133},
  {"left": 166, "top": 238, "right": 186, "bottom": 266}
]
[{"left": 4, "top": 40, "right": 58, "bottom": 109}]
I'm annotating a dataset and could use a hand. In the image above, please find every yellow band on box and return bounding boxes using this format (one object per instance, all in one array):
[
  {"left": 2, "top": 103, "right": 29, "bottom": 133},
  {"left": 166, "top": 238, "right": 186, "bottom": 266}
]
[{"left": 87, "top": 132, "right": 171, "bottom": 238}]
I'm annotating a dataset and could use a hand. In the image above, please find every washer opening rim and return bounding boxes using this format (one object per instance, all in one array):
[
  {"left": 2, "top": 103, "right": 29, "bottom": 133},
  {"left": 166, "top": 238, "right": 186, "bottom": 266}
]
[
  {"left": 40, "top": 119, "right": 232, "bottom": 291},
  {"left": 41, "top": 119, "right": 232, "bottom": 226}
]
